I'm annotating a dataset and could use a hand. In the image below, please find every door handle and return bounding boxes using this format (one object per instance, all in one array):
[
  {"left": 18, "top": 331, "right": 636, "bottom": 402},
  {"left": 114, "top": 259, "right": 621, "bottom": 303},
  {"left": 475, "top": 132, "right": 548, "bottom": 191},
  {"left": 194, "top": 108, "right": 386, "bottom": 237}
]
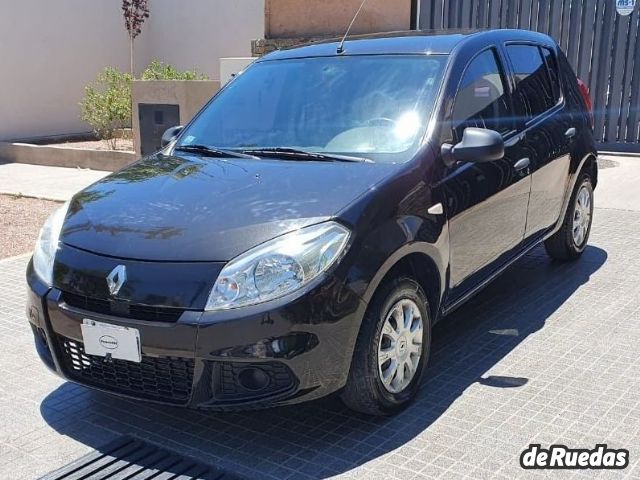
[
  {"left": 514, "top": 157, "right": 530, "bottom": 171},
  {"left": 565, "top": 127, "right": 576, "bottom": 139},
  {"left": 504, "top": 132, "right": 524, "bottom": 147}
]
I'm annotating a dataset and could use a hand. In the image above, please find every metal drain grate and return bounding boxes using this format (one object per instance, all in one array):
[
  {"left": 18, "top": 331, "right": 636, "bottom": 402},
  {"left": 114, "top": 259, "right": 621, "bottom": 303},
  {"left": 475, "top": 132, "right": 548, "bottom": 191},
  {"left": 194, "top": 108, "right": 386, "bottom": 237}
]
[{"left": 39, "top": 435, "right": 243, "bottom": 480}]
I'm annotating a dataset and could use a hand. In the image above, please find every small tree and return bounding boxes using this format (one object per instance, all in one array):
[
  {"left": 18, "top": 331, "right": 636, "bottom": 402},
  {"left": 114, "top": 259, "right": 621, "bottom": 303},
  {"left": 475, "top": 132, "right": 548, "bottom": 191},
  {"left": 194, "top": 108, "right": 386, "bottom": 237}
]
[
  {"left": 80, "top": 67, "right": 132, "bottom": 150},
  {"left": 122, "top": 0, "right": 149, "bottom": 77}
]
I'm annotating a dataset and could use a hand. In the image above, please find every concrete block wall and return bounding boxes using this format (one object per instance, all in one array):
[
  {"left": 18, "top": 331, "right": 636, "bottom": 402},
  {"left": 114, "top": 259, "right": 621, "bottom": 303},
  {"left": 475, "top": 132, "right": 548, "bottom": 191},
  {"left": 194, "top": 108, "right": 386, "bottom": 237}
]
[{"left": 131, "top": 80, "right": 220, "bottom": 155}]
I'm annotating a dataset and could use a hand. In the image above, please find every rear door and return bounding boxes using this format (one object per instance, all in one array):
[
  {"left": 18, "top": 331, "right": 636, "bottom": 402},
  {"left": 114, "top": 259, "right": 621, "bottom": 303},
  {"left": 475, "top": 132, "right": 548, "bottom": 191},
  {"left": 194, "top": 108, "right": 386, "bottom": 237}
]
[
  {"left": 441, "top": 47, "right": 531, "bottom": 299},
  {"left": 503, "top": 43, "right": 572, "bottom": 239}
]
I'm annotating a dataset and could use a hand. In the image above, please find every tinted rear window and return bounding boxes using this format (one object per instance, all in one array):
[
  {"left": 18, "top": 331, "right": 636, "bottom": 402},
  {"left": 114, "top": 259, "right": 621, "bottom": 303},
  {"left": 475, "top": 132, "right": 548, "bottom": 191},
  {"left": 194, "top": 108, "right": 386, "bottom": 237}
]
[
  {"left": 540, "top": 47, "right": 561, "bottom": 101},
  {"left": 506, "top": 45, "right": 558, "bottom": 119}
]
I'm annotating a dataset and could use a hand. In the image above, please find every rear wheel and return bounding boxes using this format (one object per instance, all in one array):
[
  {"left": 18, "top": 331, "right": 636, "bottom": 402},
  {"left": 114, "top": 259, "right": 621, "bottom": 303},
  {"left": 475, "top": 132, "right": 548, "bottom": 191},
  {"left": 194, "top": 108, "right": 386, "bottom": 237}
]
[
  {"left": 340, "top": 277, "right": 431, "bottom": 415},
  {"left": 544, "top": 173, "right": 594, "bottom": 261}
]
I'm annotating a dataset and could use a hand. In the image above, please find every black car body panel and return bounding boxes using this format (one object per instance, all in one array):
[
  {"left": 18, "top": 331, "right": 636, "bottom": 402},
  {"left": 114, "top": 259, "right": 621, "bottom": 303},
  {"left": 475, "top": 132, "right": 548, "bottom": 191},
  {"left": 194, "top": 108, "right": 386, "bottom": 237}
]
[
  {"left": 27, "top": 29, "right": 597, "bottom": 409},
  {"left": 28, "top": 259, "right": 367, "bottom": 408},
  {"left": 264, "top": 30, "right": 467, "bottom": 58},
  {"left": 62, "top": 154, "right": 397, "bottom": 261},
  {"left": 53, "top": 243, "right": 222, "bottom": 309}
]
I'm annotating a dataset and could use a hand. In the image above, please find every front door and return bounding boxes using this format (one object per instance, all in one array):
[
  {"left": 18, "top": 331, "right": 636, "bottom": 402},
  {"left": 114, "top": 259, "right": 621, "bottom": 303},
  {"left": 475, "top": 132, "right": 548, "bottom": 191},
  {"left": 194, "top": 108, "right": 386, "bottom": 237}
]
[{"left": 440, "top": 48, "right": 531, "bottom": 300}]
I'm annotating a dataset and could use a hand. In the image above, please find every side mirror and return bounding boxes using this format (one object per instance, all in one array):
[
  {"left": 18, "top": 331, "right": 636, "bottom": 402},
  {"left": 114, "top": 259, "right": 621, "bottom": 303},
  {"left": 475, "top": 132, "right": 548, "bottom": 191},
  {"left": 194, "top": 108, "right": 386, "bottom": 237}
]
[
  {"left": 441, "top": 127, "right": 504, "bottom": 166},
  {"left": 161, "top": 125, "right": 184, "bottom": 148}
]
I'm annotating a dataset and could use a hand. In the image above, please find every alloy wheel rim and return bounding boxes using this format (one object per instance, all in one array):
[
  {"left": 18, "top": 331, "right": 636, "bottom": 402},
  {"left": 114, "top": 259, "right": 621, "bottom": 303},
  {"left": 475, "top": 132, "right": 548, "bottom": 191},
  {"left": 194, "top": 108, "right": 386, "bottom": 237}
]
[
  {"left": 377, "top": 299, "right": 423, "bottom": 394},
  {"left": 572, "top": 185, "right": 592, "bottom": 247}
]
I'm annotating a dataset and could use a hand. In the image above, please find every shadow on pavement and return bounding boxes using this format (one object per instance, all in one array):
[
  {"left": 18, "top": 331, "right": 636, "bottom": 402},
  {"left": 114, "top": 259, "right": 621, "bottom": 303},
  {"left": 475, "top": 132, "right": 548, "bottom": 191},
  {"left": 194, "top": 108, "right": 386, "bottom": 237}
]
[{"left": 40, "top": 245, "right": 607, "bottom": 479}]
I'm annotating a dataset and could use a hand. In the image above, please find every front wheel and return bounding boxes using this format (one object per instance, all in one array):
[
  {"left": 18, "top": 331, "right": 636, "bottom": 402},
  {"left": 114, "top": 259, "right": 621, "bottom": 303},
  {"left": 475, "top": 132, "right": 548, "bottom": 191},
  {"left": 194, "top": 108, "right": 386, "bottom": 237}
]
[
  {"left": 340, "top": 277, "right": 431, "bottom": 415},
  {"left": 545, "top": 173, "right": 594, "bottom": 261}
]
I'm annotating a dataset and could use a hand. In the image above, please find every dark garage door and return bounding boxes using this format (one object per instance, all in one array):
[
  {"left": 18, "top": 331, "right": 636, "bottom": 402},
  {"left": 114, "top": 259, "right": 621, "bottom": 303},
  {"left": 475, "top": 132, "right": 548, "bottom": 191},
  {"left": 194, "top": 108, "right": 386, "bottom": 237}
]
[{"left": 416, "top": 0, "right": 640, "bottom": 152}]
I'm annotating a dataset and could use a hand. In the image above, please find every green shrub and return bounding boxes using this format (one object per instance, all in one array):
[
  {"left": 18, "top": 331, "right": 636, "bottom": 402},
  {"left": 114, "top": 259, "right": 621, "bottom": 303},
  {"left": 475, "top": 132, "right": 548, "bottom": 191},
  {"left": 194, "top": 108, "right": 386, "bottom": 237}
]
[
  {"left": 79, "top": 67, "right": 132, "bottom": 149},
  {"left": 141, "top": 59, "right": 208, "bottom": 80}
]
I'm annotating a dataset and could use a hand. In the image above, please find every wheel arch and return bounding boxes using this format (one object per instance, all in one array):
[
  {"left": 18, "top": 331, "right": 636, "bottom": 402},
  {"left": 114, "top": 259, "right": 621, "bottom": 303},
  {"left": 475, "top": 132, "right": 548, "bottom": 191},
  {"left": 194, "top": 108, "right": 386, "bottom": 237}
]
[
  {"left": 361, "top": 245, "right": 446, "bottom": 326},
  {"left": 582, "top": 153, "right": 598, "bottom": 188},
  {"left": 552, "top": 152, "right": 598, "bottom": 235}
]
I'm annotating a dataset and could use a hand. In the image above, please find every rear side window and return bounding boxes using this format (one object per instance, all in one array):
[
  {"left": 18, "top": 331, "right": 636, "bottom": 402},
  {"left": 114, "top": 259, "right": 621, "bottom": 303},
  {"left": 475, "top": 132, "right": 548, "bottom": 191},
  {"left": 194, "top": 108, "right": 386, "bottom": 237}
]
[
  {"left": 540, "top": 47, "right": 561, "bottom": 100},
  {"left": 506, "top": 44, "right": 558, "bottom": 119},
  {"left": 451, "top": 49, "right": 513, "bottom": 141}
]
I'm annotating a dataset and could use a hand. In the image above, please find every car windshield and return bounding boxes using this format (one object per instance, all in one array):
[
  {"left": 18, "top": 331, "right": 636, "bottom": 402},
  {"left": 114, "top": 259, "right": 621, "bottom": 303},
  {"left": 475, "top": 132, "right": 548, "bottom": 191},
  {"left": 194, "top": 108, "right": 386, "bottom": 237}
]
[{"left": 177, "top": 55, "right": 447, "bottom": 163}]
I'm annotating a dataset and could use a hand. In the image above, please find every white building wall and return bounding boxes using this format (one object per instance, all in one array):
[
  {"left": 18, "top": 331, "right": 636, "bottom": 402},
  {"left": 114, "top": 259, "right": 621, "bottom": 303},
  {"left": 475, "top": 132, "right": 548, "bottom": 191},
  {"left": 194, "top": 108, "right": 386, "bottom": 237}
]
[
  {"left": 145, "top": 0, "right": 264, "bottom": 81},
  {"left": 0, "top": 1, "right": 130, "bottom": 140},
  {"left": 0, "top": 0, "right": 264, "bottom": 141}
]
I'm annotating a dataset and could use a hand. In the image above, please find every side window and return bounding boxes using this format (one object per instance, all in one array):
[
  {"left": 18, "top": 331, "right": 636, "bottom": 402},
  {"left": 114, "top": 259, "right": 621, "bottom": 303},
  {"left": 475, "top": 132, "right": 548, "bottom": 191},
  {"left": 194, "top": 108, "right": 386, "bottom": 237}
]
[
  {"left": 451, "top": 49, "right": 513, "bottom": 142},
  {"left": 506, "top": 44, "right": 558, "bottom": 119},
  {"left": 540, "top": 47, "right": 561, "bottom": 101}
]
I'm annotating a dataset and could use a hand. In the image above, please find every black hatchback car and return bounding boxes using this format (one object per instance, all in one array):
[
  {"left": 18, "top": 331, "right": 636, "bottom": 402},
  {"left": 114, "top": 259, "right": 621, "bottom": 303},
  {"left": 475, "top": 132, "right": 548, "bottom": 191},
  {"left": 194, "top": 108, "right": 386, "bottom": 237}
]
[{"left": 27, "top": 29, "right": 596, "bottom": 415}]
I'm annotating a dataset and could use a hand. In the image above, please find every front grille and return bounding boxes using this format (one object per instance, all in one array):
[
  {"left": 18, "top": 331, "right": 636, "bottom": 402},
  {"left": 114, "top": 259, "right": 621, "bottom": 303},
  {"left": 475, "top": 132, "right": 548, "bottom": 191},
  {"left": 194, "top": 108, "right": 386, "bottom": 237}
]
[
  {"left": 61, "top": 291, "right": 185, "bottom": 323},
  {"left": 57, "top": 335, "right": 194, "bottom": 404}
]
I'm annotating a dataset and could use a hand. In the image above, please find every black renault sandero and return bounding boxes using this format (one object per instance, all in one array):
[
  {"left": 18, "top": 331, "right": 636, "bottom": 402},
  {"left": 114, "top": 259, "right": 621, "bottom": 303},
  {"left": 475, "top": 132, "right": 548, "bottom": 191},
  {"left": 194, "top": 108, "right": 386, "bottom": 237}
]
[{"left": 27, "top": 29, "right": 597, "bottom": 415}]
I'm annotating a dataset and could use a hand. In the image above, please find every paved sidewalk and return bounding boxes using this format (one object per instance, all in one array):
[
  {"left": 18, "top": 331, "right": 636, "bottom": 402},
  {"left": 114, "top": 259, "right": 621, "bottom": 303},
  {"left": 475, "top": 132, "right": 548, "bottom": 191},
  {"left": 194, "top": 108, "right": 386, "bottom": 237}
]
[
  {"left": 0, "top": 156, "right": 639, "bottom": 479},
  {"left": 0, "top": 162, "right": 109, "bottom": 201},
  {"left": 597, "top": 155, "right": 640, "bottom": 212},
  {"left": 1, "top": 207, "right": 639, "bottom": 480}
]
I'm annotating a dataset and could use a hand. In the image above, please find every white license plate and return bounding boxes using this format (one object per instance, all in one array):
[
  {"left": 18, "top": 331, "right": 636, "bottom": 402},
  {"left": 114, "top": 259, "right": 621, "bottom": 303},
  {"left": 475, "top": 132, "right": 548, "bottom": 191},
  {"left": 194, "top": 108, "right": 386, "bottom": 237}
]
[{"left": 81, "top": 319, "right": 141, "bottom": 363}]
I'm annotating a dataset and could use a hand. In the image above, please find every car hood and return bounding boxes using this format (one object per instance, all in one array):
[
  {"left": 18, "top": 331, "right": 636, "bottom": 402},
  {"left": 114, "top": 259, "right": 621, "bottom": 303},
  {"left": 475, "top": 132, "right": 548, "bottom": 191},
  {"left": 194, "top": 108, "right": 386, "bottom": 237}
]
[{"left": 61, "top": 153, "right": 396, "bottom": 261}]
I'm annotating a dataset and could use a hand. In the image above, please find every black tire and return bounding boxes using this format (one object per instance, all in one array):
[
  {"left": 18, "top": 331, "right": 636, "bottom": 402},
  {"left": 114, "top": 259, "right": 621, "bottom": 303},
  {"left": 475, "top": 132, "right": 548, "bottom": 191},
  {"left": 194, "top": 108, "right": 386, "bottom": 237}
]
[
  {"left": 340, "top": 277, "right": 431, "bottom": 415},
  {"left": 544, "top": 172, "right": 594, "bottom": 261}
]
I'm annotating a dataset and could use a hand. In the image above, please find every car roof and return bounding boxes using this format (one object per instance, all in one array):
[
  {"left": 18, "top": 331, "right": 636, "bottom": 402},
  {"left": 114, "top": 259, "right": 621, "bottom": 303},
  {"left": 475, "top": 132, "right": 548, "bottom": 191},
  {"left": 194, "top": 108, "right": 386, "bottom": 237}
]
[{"left": 260, "top": 29, "right": 556, "bottom": 60}]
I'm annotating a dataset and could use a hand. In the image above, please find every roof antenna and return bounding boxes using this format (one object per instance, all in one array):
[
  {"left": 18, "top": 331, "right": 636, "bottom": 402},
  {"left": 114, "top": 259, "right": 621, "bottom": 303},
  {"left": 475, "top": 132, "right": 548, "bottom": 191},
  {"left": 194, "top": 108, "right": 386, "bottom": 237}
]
[{"left": 337, "top": 0, "right": 369, "bottom": 54}]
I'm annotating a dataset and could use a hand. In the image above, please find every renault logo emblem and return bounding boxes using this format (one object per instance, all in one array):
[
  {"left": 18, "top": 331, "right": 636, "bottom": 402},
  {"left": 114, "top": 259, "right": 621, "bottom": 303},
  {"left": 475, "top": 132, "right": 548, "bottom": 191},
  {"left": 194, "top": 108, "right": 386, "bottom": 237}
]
[{"left": 106, "top": 265, "right": 127, "bottom": 296}]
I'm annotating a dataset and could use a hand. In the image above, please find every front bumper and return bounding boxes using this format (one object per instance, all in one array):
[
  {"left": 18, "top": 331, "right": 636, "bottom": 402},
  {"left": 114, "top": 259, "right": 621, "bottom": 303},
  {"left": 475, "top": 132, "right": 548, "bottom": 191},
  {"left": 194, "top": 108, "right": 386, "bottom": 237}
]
[{"left": 26, "top": 261, "right": 367, "bottom": 410}]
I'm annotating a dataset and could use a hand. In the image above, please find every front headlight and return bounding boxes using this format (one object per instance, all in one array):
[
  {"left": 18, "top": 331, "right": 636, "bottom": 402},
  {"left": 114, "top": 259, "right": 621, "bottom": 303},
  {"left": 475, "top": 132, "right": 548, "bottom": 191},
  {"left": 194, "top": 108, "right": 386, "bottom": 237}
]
[
  {"left": 205, "top": 221, "right": 351, "bottom": 311},
  {"left": 33, "top": 201, "right": 69, "bottom": 285}
]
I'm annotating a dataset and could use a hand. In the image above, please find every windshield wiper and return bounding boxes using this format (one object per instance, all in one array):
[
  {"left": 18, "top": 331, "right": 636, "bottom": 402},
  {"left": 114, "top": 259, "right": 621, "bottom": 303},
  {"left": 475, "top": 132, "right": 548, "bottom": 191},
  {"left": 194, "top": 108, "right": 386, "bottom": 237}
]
[
  {"left": 240, "top": 147, "right": 372, "bottom": 163},
  {"left": 175, "top": 144, "right": 259, "bottom": 159}
]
